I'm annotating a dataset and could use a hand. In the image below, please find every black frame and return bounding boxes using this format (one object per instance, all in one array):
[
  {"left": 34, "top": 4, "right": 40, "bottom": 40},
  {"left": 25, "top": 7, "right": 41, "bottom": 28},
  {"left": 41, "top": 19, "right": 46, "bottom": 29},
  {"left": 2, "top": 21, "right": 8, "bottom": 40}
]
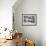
[{"left": 22, "top": 14, "right": 37, "bottom": 26}]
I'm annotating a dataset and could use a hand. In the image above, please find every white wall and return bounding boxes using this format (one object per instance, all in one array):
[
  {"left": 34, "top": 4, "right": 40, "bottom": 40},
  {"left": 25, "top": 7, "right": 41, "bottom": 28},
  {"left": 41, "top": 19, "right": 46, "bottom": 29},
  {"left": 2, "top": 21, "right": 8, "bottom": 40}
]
[
  {"left": 41, "top": 0, "right": 46, "bottom": 46},
  {"left": 13, "top": 0, "right": 41, "bottom": 46},
  {"left": 0, "top": 0, "right": 16, "bottom": 30}
]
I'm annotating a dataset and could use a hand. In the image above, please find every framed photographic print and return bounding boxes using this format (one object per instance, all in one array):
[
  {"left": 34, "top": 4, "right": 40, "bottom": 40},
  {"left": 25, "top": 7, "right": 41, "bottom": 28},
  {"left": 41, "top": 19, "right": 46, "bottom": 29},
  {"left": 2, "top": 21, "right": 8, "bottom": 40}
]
[{"left": 22, "top": 14, "right": 37, "bottom": 26}]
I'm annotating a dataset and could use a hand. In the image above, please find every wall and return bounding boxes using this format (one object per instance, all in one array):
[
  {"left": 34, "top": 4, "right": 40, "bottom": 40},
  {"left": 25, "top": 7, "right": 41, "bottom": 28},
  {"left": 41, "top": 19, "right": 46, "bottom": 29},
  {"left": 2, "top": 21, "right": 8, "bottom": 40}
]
[
  {"left": 41, "top": 0, "right": 46, "bottom": 46},
  {"left": 13, "top": 0, "right": 41, "bottom": 46},
  {"left": 0, "top": 0, "right": 16, "bottom": 30}
]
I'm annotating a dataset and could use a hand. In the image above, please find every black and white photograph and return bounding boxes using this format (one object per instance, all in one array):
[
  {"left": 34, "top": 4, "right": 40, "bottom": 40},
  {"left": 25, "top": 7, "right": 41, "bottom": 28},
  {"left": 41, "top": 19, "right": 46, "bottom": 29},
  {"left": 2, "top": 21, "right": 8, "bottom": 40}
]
[{"left": 22, "top": 14, "right": 37, "bottom": 26}]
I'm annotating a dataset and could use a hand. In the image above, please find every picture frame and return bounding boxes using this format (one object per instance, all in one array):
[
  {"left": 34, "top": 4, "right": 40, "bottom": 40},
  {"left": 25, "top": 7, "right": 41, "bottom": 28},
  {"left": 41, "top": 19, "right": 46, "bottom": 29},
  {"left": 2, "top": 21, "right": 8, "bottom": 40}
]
[{"left": 22, "top": 14, "right": 37, "bottom": 26}]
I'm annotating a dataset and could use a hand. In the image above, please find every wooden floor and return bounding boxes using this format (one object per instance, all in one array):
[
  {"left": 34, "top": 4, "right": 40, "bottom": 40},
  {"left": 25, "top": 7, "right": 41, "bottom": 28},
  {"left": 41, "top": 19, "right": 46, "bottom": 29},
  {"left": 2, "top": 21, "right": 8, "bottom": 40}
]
[
  {"left": 0, "top": 39, "right": 16, "bottom": 46},
  {"left": 0, "top": 33, "right": 23, "bottom": 46}
]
